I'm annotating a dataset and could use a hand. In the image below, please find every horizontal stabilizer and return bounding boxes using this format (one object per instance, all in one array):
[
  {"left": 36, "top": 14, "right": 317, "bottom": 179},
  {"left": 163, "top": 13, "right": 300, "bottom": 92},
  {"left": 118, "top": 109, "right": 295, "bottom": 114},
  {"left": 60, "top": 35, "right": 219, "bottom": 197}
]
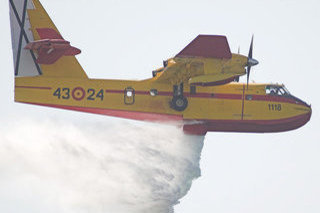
[
  {"left": 37, "top": 48, "right": 65, "bottom": 64},
  {"left": 24, "top": 39, "right": 81, "bottom": 64},
  {"left": 176, "top": 35, "right": 232, "bottom": 59},
  {"left": 64, "top": 46, "right": 81, "bottom": 56},
  {"left": 36, "top": 28, "right": 63, "bottom": 39}
]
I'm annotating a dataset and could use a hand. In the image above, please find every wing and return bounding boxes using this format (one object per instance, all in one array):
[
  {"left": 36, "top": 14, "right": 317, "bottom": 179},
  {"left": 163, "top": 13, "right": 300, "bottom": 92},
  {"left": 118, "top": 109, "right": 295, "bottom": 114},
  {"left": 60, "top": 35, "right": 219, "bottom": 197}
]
[
  {"left": 176, "top": 35, "right": 232, "bottom": 59},
  {"left": 153, "top": 35, "right": 248, "bottom": 86}
]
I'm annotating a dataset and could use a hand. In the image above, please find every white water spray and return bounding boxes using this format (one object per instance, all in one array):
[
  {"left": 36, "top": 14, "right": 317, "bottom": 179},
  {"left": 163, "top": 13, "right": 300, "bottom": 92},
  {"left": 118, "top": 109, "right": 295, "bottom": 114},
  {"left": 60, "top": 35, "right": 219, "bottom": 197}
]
[{"left": 0, "top": 118, "right": 204, "bottom": 213}]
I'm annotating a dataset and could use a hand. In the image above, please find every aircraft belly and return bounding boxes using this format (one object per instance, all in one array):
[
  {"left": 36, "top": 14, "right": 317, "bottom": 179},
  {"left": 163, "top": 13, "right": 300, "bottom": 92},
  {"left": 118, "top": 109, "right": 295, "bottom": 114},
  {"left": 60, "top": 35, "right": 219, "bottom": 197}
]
[
  {"left": 184, "top": 111, "right": 311, "bottom": 135},
  {"left": 183, "top": 98, "right": 242, "bottom": 121},
  {"left": 204, "top": 112, "right": 311, "bottom": 133}
]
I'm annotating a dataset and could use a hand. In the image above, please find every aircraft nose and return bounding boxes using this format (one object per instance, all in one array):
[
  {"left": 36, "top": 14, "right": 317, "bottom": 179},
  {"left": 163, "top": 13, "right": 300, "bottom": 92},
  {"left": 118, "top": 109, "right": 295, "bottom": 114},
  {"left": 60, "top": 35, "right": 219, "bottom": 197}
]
[
  {"left": 308, "top": 104, "right": 312, "bottom": 117},
  {"left": 296, "top": 100, "right": 312, "bottom": 123},
  {"left": 306, "top": 104, "right": 311, "bottom": 115},
  {"left": 289, "top": 96, "right": 312, "bottom": 126},
  {"left": 297, "top": 99, "right": 312, "bottom": 114},
  {"left": 303, "top": 101, "right": 312, "bottom": 113},
  {"left": 288, "top": 103, "right": 312, "bottom": 131},
  {"left": 305, "top": 106, "right": 312, "bottom": 123},
  {"left": 291, "top": 95, "right": 310, "bottom": 108}
]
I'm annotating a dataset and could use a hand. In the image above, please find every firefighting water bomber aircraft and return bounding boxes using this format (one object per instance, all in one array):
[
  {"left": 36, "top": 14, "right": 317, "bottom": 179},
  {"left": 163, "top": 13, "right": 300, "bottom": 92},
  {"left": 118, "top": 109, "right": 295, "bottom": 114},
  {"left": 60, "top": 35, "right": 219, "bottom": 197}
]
[{"left": 9, "top": 0, "right": 311, "bottom": 135}]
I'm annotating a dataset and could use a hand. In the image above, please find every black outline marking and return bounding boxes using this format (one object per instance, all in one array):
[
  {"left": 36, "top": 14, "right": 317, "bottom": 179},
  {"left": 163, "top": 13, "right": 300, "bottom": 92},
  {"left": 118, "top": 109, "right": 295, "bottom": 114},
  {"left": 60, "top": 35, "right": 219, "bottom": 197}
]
[
  {"left": 15, "top": 0, "right": 28, "bottom": 76},
  {"left": 241, "top": 84, "right": 245, "bottom": 120},
  {"left": 9, "top": 0, "right": 42, "bottom": 75}
]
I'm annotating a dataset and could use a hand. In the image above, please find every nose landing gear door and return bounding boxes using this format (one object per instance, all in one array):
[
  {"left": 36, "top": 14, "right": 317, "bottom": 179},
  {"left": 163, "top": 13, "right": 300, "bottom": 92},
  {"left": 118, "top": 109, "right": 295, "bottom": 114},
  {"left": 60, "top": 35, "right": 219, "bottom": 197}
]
[{"left": 124, "top": 87, "right": 135, "bottom": 105}]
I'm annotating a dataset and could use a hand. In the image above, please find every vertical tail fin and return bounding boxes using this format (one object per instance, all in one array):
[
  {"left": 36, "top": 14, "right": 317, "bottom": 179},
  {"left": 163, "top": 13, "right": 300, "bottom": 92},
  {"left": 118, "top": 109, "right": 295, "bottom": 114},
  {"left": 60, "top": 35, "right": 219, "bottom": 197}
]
[{"left": 9, "top": 0, "right": 88, "bottom": 78}]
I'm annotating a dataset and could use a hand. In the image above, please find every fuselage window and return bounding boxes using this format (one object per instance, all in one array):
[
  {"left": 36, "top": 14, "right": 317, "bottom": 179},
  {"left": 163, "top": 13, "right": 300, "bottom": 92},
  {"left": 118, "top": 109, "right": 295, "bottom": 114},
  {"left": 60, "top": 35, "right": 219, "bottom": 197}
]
[
  {"left": 246, "top": 95, "right": 253, "bottom": 100},
  {"left": 126, "top": 90, "right": 133, "bottom": 97},
  {"left": 190, "top": 85, "right": 196, "bottom": 95},
  {"left": 124, "top": 87, "right": 135, "bottom": 105},
  {"left": 150, "top": 89, "right": 158, "bottom": 96}
]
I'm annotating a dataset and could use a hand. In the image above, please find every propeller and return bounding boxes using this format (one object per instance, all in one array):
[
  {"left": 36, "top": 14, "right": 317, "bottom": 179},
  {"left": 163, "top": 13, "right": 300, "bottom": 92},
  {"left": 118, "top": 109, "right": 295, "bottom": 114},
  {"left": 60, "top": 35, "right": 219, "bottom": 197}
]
[{"left": 246, "top": 35, "right": 259, "bottom": 89}]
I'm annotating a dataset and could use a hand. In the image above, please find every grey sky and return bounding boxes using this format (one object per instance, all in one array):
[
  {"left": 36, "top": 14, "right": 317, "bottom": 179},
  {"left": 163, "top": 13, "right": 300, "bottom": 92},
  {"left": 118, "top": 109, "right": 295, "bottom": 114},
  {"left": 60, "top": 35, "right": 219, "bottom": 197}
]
[{"left": 0, "top": 0, "right": 319, "bottom": 212}]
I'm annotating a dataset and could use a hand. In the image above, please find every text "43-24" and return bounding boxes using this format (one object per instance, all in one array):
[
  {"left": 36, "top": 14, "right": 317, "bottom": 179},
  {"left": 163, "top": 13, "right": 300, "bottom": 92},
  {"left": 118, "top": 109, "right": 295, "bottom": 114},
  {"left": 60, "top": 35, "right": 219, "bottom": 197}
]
[{"left": 53, "top": 87, "right": 104, "bottom": 101}]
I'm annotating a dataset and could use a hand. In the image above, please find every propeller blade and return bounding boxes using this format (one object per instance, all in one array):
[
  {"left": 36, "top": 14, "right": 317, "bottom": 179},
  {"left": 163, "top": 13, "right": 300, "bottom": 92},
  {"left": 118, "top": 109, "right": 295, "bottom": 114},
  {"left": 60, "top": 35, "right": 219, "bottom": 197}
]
[
  {"left": 238, "top": 46, "right": 240, "bottom": 54},
  {"left": 248, "top": 35, "right": 254, "bottom": 59},
  {"left": 246, "top": 66, "right": 251, "bottom": 89},
  {"left": 246, "top": 35, "right": 255, "bottom": 89}
]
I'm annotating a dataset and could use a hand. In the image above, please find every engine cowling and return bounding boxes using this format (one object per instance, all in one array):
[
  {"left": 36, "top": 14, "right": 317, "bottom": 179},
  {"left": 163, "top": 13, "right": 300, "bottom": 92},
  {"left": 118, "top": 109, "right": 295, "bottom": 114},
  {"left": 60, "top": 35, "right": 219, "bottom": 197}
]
[{"left": 189, "top": 73, "right": 240, "bottom": 86}]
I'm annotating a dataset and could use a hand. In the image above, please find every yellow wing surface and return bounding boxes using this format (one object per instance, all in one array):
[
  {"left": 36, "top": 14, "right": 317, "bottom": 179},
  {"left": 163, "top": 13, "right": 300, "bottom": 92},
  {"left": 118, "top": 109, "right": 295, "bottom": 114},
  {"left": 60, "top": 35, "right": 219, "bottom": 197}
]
[{"left": 153, "top": 35, "right": 248, "bottom": 86}]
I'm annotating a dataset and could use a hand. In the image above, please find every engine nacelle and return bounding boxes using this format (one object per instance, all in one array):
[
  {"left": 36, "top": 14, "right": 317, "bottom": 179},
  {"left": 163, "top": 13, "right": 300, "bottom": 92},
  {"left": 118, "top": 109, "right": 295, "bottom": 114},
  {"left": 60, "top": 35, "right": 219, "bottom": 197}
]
[{"left": 189, "top": 74, "right": 239, "bottom": 86}]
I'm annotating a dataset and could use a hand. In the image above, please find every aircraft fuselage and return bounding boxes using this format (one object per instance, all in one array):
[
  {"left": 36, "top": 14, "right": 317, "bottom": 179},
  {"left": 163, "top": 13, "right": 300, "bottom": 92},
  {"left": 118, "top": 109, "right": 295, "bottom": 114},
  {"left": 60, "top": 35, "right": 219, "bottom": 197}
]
[{"left": 15, "top": 77, "right": 311, "bottom": 135}]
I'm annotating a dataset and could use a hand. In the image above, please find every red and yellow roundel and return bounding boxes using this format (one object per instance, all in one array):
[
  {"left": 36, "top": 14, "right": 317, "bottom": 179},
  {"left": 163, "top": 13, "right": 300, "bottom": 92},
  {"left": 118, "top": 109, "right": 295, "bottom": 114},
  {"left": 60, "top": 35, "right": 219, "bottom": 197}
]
[{"left": 72, "top": 87, "right": 85, "bottom": 101}]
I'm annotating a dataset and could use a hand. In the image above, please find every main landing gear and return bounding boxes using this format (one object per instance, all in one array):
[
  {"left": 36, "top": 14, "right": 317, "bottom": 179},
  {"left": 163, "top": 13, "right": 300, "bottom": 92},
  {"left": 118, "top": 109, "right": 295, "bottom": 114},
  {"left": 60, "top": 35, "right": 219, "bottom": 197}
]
[{"left": 170, "top": 83, "right": 188, "bottom": 111}]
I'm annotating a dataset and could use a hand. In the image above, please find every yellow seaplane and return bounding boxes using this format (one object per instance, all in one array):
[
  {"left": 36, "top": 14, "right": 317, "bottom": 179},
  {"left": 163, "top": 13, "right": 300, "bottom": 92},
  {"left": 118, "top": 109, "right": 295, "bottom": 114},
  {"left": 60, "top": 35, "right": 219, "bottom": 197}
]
[{"left": 9, "top": 0, "right": 311, "bottom": 135}]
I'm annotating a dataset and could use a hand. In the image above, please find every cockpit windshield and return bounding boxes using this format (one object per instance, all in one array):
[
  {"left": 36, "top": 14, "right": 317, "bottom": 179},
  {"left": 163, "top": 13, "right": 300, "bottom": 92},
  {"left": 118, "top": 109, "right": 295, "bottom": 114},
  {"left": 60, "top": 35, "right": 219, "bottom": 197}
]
[{"left": 266, "top": 85, "right": 290, "bottom": 96}]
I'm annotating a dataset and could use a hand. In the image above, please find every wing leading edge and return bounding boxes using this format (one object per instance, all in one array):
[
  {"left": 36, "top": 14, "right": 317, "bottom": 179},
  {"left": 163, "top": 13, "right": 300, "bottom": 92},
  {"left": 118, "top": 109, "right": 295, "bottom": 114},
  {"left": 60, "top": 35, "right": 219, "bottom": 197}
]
[{"left": 176, "top": 35, "right": 232, "bottom": 59}]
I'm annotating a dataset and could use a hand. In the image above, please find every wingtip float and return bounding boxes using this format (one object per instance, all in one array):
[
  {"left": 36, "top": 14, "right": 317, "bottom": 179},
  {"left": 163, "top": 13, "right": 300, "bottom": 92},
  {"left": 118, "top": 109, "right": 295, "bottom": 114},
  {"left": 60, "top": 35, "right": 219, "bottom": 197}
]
[{"left": 9, "top": 0, "right": 311, "bottom": 135}]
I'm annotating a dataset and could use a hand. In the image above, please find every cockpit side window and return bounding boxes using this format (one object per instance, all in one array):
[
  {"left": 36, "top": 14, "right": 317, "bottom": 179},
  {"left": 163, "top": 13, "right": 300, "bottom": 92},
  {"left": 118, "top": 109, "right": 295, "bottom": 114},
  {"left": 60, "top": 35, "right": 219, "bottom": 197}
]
[
  {"left": 266, "top": 85, "right": 290, "bottom": 96},
  {"left": 266, "top": 86, "right": 274, "bottom": 95}
]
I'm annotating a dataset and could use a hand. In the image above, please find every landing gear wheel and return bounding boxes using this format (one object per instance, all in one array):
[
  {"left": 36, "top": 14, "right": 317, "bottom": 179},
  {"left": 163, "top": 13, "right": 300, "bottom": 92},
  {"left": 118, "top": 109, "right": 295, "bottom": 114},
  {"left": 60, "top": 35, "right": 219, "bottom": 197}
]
[{"left": 171, "top": 96, "right": 188, "bottom": 111}]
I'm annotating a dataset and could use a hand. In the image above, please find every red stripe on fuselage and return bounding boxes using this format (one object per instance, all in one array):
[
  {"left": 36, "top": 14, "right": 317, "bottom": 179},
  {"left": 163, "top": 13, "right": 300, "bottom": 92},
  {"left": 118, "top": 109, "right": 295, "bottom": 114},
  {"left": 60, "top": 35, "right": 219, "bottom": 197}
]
[
  {"left": 16, "top": 86, "right": 304, "bottom": 106},
  {"left": 184, "top": 111, "right": 311, "bottom": 135},
  {"left": 15, "top": 86, "right": 52, "bottom": 90},
  {"left": 17, "top": 101, "right": 311, "bottom": 135},
  {"left": 106, "top": 89, "right": 301, "bottom": 105},
  {"left": 18, "top": 101, "right": 310, "bottom": 126},
  {"left": 241, "top": 84, "right": 245, "bottom": 120}
]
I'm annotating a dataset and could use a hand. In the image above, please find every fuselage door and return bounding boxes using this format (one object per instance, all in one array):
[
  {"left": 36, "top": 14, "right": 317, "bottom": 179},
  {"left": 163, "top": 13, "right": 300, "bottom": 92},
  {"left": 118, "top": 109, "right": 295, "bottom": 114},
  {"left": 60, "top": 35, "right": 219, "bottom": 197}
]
[{"left": 124, "top": 87, "right": 135, "bottom": 105}]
